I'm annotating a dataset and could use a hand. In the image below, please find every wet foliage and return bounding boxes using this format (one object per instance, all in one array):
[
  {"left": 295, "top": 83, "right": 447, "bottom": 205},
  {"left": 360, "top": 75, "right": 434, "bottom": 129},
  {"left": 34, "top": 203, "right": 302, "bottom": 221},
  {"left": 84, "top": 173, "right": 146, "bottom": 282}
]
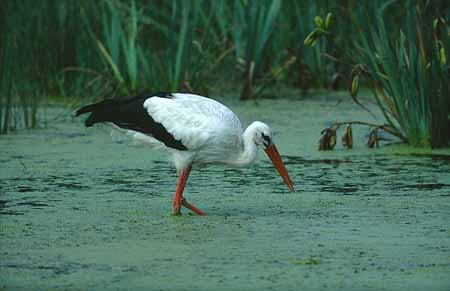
[
  {"left": 305, "top": 1, "right": 450, "bottom": 148},
  {"left": 318, "top": 126, "right": 337, "bottom": 151},
  {"left": 341, "top": 124, "right": 353, "bottom": 149},
  {"left": 319, "top": 122, "right": 388, "bottom": 150}
]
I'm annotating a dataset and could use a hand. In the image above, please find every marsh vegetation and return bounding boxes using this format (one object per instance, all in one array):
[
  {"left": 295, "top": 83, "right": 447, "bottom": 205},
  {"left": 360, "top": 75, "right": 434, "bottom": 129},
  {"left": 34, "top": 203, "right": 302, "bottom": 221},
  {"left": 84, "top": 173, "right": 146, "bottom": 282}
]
[{"left": 1, "top": 0, "right": 448, "bottom": 148}]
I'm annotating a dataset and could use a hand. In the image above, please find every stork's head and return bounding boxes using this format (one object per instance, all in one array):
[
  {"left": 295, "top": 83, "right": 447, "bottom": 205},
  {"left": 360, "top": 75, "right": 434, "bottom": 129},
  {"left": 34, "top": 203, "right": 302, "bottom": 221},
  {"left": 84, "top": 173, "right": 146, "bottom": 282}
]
[
  {"left": 250, "top": 121, "right": 295, "bottom": 192},
  {"left": 251, "top": 121, "right": 273, "bottom": 147}
]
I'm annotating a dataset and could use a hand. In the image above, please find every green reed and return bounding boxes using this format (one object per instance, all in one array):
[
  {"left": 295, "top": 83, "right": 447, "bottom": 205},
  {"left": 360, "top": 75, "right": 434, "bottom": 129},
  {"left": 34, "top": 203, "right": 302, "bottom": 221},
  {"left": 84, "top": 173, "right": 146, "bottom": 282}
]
[
  {"left": 305, "top": 0, "right": 449, "bottom": 147},
  {"left": 232, "top": 0, "right": 282, "bottom": 100},
  {"left": 352, "top": 1, "right": 449, "bottom": 147},
  {"left": 1, "top": 0, "right": 448, "bottom": 147}
]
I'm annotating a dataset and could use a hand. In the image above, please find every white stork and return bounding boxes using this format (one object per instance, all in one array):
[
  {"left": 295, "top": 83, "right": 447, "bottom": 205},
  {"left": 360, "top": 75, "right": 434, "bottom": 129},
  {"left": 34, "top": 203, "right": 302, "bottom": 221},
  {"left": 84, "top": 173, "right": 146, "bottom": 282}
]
[{"left": 76, "top": 93, "right": 295, "bottom": 216}]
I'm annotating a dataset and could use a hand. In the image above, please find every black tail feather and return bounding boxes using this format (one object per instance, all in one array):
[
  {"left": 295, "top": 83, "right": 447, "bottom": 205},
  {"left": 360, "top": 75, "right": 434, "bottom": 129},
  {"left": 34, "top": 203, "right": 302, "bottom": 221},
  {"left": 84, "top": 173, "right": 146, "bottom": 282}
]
[
  {"left": 75, "top": 102, "right": 103, "bottom": 116},
  {"left": 75, "top": 99, "right": 120, "bottom": 127}
]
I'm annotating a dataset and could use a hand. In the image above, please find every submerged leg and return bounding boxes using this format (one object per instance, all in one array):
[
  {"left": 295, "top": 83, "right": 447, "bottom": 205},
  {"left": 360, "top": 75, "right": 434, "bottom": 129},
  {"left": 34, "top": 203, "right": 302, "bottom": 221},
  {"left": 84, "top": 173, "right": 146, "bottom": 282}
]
[{"left": 172, "top": 166, "right": 207, "bottom": 216}]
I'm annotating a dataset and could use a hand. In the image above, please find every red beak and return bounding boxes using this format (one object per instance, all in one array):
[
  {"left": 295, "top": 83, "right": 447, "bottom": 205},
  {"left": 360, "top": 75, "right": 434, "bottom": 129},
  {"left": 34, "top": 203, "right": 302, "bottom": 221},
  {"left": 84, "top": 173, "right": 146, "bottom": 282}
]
[{"left": 264, "top": 144, "right": 295, "bottom": 192}]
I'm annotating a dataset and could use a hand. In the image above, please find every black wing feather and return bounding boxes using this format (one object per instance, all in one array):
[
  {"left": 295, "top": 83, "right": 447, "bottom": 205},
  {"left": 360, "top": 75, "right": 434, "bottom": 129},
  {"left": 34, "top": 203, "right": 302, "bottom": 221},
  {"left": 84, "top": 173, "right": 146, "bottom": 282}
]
[{"left": 75, "top": 93, "right": 188, "bottom": 151}]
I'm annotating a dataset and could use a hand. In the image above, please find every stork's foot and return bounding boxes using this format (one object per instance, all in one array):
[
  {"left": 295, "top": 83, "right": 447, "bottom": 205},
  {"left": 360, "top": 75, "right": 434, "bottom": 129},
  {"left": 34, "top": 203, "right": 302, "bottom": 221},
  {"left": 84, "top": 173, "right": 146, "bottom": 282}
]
[
  {"left": 181, "top": 198, "right": 207, "bottom": 216},
  {"left": 172, "top": 208, "right": 182, "bottom": 216},
  {"left": 172, "top": 200, "right": 182, "bottom": 216}
]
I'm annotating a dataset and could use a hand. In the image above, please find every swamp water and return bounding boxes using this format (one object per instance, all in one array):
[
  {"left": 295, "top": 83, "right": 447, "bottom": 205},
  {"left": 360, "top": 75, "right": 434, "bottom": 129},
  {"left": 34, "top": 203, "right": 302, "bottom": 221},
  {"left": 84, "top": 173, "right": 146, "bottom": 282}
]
[{"left": 1, "top": 96, "right": 449, "bottom": 290}]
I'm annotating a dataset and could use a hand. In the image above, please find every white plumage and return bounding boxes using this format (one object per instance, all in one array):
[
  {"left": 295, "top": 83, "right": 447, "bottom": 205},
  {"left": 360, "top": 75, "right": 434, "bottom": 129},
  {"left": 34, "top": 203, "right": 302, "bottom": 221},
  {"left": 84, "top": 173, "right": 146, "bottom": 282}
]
[{"left": 141, "top": 93, "right": 246, "bottom": 170}]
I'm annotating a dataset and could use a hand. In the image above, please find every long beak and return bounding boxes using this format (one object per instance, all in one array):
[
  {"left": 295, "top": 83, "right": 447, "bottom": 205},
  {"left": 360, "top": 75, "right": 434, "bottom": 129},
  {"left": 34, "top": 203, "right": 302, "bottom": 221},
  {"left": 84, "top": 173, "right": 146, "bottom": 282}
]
[{"left": 264, "top": 144, "right": 295, "bottom": 192}]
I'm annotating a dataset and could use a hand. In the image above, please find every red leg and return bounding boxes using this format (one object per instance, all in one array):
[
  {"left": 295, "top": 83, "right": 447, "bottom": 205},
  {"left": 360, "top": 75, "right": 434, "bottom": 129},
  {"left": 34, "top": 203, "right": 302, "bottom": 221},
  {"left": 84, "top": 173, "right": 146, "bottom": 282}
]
[
  {"left": 182, "top": 198, "right": 207, "bottom": 216},
  {"left": 172, "top": 166, "right": 191, "bottom": 215},
  {"left": 172, "top": 166, "right": 206, "bottom": 216}
]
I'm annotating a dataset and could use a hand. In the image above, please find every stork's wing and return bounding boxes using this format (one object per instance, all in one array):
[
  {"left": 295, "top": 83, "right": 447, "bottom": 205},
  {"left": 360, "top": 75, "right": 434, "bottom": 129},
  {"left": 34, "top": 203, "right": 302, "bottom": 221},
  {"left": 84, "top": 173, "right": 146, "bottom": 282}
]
[
  {"left": 76, "top": 93, "right": 188, "bottom": 150},
  {"left": 76, "top": 92, "right": 244, "bottom": 152},
  {"left": 144, "top": 93, "right": 244, "bottom": 150}
]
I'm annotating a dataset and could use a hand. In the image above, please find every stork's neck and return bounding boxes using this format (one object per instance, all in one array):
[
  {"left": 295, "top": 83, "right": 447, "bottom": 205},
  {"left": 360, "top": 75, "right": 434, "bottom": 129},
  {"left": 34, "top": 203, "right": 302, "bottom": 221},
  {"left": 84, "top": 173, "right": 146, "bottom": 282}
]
[{"left": 228, "top": 124, "right": 259, "bottom": 167}]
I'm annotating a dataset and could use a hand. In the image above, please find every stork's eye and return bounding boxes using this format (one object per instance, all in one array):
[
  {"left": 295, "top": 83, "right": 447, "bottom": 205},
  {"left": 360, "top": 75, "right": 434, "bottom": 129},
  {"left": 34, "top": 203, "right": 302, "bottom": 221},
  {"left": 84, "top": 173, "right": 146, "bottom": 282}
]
[{"left": 261, "top": 133, "right": 271, "bottom": 147}]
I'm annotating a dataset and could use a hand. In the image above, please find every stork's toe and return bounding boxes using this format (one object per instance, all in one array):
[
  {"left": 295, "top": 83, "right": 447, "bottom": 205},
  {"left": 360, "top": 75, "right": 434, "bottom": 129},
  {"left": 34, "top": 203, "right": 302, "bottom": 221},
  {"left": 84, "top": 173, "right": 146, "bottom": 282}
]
[
  {"left": 172, "top": 201, "right": 182, "bottom": 216},
  {"left": 172, "top": 210, "right": 182, "bottom": 216}
]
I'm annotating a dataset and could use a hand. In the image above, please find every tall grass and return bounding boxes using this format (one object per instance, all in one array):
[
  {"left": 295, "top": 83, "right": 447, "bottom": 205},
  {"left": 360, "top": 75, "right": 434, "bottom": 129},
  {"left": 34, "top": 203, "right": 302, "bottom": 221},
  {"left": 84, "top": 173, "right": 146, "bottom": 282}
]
[
  {"left": 232, "top": 0, "right": 282, "bottom": 100},
  {"left": 351, "top": 1, "right": 448, "bottom": 147},
  {"left": 304, "top": 0, "right": 449, "bottom": 147},
  {"left": 1, "top": 0, "right": 449, "bottom": 147},
  {"left": 290, "top": 1, "right": 328, "bottom": 92},
  {"left": 79, "top": 0, "right": 224, "bottom": 95},
  {"left": 82, "top": 0, "right": 139, "bottom": 95},
  {"left": 0, "top": 1, "right": 62, "bottom": 133}
]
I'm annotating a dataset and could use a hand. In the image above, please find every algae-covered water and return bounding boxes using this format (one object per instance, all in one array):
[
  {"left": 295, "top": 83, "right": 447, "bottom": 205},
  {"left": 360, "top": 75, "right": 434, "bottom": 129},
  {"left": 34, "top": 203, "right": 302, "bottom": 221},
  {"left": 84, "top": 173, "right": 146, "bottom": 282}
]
[{"left": 1, "top": 96, "right": 449, "bottom": 290}]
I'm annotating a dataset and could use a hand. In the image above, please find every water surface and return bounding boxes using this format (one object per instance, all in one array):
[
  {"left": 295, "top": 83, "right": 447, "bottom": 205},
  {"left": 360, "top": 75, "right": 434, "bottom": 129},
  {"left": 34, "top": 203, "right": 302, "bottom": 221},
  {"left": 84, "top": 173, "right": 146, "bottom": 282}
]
[{"left": 1, "top": 96, "right": 449, "bottom": 290}]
